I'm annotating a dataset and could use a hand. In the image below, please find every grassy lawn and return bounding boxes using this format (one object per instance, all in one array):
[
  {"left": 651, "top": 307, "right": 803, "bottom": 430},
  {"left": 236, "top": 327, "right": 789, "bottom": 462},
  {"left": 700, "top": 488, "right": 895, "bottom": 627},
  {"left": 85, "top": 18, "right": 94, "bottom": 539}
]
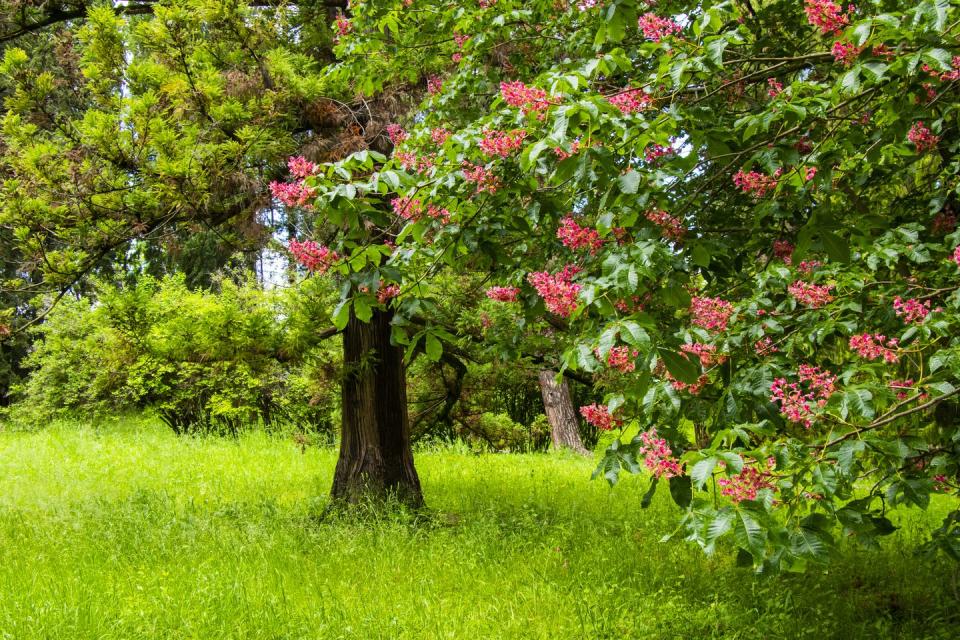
[{"left": 0, "top": 418, "right": 957, "bottom": 639}]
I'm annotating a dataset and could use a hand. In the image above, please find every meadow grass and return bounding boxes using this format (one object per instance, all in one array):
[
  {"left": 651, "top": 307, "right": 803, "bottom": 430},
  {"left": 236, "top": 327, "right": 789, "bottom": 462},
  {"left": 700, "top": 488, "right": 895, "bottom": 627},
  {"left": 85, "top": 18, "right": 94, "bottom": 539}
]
[{"left": 0, "top": 417, "right": 957, "bottom": 639}]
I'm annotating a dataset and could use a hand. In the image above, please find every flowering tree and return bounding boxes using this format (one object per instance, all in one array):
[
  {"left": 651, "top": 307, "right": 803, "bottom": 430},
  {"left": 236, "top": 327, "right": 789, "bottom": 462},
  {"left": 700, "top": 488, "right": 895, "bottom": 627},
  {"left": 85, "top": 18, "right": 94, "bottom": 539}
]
[{"left": 275, "top": 0, "right": 960, "bottom": 568}]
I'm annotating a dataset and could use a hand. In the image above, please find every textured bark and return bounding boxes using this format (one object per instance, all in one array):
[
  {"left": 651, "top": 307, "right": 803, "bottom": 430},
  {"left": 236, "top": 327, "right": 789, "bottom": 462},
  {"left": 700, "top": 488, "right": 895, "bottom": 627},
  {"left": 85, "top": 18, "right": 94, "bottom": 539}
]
[
  {"left": 538, "top": 369, "right": 590, "bottom": 456},
  {"left": 331, "top": 308, "right": 423, "bottom": 507}
]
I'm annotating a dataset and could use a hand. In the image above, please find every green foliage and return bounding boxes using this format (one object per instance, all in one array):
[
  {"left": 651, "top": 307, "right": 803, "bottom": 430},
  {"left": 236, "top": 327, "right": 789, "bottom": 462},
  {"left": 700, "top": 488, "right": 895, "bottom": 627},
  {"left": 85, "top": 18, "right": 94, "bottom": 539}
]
[{"left": 11, "top": 274, "right": 340, "bottom": 435}]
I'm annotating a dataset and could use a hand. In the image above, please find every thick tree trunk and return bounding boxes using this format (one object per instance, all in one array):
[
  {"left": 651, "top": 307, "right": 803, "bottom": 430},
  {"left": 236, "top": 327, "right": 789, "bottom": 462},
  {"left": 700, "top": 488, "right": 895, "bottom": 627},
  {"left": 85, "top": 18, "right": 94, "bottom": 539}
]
[
  {"left": 331, "top": 308, "right": 423, "bottom": 507},
  {"left": 538, "top": 369, "right": 590, "bottom": 456}
]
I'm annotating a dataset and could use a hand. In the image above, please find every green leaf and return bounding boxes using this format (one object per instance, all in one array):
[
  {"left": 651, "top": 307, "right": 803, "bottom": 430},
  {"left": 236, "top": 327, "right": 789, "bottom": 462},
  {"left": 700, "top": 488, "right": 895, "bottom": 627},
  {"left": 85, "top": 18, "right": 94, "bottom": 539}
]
[
  {"left": 658, "top": 348, "right": 699, "bottom": 384},
  {"left": 640, "top": 477, "right": 659, "bottom": 508},
  {"left": 332, "top": 299, "right": 351, "bottom": 331},
  {"left": 618, "top": 169, "right": 641, "bottom": 194},
  {"left": 669, "top": 475, "right": 692, "bottom": 508},
  {"left": 821, "top": 231, "right": 850, "bottom": 263},
  {"left": 425, "top": 333, "right": 443, "bottom": 362},
  {"left": 353, "top": 297, "right": 373, "bottom": 322},
  {"left": 690, "top": 456, "right": 718, "bottom": 489}
]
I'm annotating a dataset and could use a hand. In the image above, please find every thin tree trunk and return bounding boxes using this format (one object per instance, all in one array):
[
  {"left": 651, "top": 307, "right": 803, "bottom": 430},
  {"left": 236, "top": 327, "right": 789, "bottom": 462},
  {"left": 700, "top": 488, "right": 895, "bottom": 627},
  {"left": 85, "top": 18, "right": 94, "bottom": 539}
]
[
  {"left": 538, "top": 369, "right": 590, "bottom": 456},
  {"left": 331, "top": 307, "right": 423, "bottom": 507}
]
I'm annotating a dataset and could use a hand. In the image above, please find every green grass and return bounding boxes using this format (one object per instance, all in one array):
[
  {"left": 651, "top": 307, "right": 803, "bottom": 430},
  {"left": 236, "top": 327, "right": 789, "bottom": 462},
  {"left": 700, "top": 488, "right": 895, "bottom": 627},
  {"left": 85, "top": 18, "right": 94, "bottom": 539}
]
[{"left": 0, "top": 417, "right": 957, "bottom": 639}]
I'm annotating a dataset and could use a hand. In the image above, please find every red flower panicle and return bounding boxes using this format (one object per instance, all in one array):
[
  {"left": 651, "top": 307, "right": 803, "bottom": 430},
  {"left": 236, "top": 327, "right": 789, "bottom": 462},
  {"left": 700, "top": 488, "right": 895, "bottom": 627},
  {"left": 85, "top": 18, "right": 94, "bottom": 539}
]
[
  {"left": 770, "top": 365, "right": 837, "bottom": 428},
  {"left": 527, "top": 266, "right": 582, "bottom": 317},
  {"left": 718, "top": 462, "right": 777, "bottom": 503},
  {"left": 908, "top": 122, "right": 939, "bottom": 153},
  {"left": 500, "top": 81, "right": 553, "bottom": 115},
  {"left": 849, "top": 333, "right": 899, "bottom": 363},
  {"left": 580, "top": 404, "right": 619, "bottom": 430},
  {"left": 289, "top": 239, "right": 338, "bottom": 273},
  {"left": 608, "top": 88, "right": 652, "bottom": 114},
  {"left": 485, "top": 286, "right": 520, "bottom": 302},
  {"left": 638, "top": 13, "right": 682, "bottom": 42},
  {"left": 733, "top": 169, "right": 780, "bottom": 197},
  {"left": 638, "top": 429, "right": 683, "bottom": 478},
  {"left": 788, "top": 280, "right": 834, "bottom": 308},
  {"left": 804, "top": 0, "right": 850, "bottom": 35},
  {"left": 646, "top": 209, "right": 684, "bottom": 241},
  {"left": 690, "top": 296, "right": 734, "bottom": 332},
  {"left": 893, "top": 296, "right": 931, "bottom": 324},
  {"left": 479, "top": 129, "right": 527, "bottom": 158},
  {"left": 556, "top": 216, "right": 604, "bottom": 254}
]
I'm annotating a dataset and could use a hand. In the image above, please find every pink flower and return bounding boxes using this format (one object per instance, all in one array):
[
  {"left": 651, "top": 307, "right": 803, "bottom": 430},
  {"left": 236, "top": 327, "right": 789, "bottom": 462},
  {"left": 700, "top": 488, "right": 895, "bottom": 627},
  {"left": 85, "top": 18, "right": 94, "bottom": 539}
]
[
  {"left": 430, "top": 128, "right": 451, "bottom": 145},
  {"left": 603, "top": 346, "right": 638, "bottom": 373},
  {"left": 690, "top": 297, "right": 734, "bottom": 332},
  {"left": 755, "top": 336, "right": 779, "bottom": 356},
  {"left": 733, "top": 169, "right": 780, "bottom": 197},
  {"left": 680, "top": 342, "right": 726, "bottom": 367},
  {"left": 608, "top": 88, "right": 652, "bottom": 114},
  {"left": 288, "top": 239, "right": 338, "bottom": 273},
  {"left": 528, "top": 266, "right": 582, "bottom": 317},
  {"left": 849, "top": 333, "right": 899, "bottom": 363},
  {"left": 638, "top": 429, "right": 683, "bottom": 478},
  {"left": 500, "top": 81, "right": 554, "bottom": 115},
  {"left": 385, "top": 124, "right": 408, "bottom": 145},
  {"left": 479, "top": 129, "right": 527, "bottom": 157},
  {"left": 767, "top": 78, "right": 784, "bottom": 98},
  {"left": 893, "top": 296, "right": 931, "bottom": 324},
  {"left": 638, "top": 12, "right": 682, "bottom": 42},
  {"left": 797, "top": 260, "right": 822, "bottom": 274},
  {"left": 788, "top": 280, "right": 834, "bottom": 308},
  {"left": 889, "top": 379, "right": 915, "bottom": 401},
  {"left": 287, "top": 156, "right": 318, "bottom": 179},
  {"left": 485, "top": 286, "right": 520, "bottom": 302},
  {"left": 804, "top": 167, "right": 818, "bottom": 182},
  {"left": 390, "top": 197, "right": 450, "bottom": 223},
  {"left": 773, "top": 240, "right": 794, "bottom": 264},
  {"left": 377, "top": 284, "right": 401, "bottom": 304},
  {"left": 576, "top": 0, "right": 603, "bottom": 10},
  {"left": 270, "top": 180, "right": 315, "bottom": 208},
  {"left": 770, "top": 365, "right": 837, "bottom": 428},
  {"left": 580, "top": 404, "right": 620, "bottom": 431},
  {"left": 334, "top": 14, "right": 351, "bottom": 38},
  {"left": 556, "top": 216, "right": 604, "bottom": 254},
  {"left": 461, "top": 162, "right": 501, "bottom": 194},
  {"left": 953, "top": 246, "right": 960, "bottom": 267},
  {"left": 644, "top": 143, "right": 673, "bottom": 164},
  {"left": 646, "top": 209, "right": 685, "bottom": 241},
  {"left": 669, "top": 374, "right": 709, "bottom": 395},
  {"left": 804, "top": 0, "right": 850, "bottom": 35},
  {"left": 717, "top": 463, "right": 777, "bottom": 503},
  {"left": 427, "top": 75, "right": 443, "bottom": 95},
  {"left": 908, "top": 121, "right": 939, "bottom": 153},
  {"left": 831, "top": 41, "right": 860, "bottom": 66}
]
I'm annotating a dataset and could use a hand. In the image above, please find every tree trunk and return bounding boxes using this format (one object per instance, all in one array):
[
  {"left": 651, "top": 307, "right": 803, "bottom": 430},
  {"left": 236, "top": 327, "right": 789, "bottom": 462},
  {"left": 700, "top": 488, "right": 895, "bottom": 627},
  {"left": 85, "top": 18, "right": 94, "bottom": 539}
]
[
  {"left": 331, "top": 308, "right": 423, "bottom": 507},
  {"left": 538, "top": 369, "right": 590, "bottom": 456}
]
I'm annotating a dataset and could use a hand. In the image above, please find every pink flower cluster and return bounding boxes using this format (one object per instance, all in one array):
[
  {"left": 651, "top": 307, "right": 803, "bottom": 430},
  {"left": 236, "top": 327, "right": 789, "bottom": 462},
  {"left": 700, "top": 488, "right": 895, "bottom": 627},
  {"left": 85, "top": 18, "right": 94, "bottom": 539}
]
[
  {"left": 733, "top": 169, "right": 780, "bottom": 197},
  {"left": 528, "top": 266, "right": 582, "bottom": 317},
  {"left": 427, "top": 75, "right": 443, "bottom": 95},
  {"left": 603, "top": 346, "right": 638, "bottom": 373},
  {"left": 386, "top": 124, "right": 409, "bottom": 145},
  {"left": 576, "top": 0, "right": 602, "bottom": 10},
  {"left": 690, "top": 296, "right": 734, "bottom": 332},
  {"left": 804, "top": 0, "right": 850, "bottom": 35},
  {"left": 717, "top": 464, "right": 777, "bottom": 503},
  {"left": 608, "top": 89, "right": 652, "bottom": 114},
  {"left": 461, "top": 162, "right": 500, "bottom": 194},
  {"left": 646, "top": 209, "right": 684, "bottom": 241},
  {"left": 500, "top": 81, "right": 553, "bottom": 115},
  {"left": 831, "top": 41, "right": 860, "bottom": 66},
  {"left": 889, "top": 379, "right": 916, "bottom": 401},
  {"left": 849, "top": 333, "right": 899, "bottom": 363},
  {"left": 557, "top": 216, "right": 604, "bottom": 254},
  {"left": 395, "top": 151, "right": 434, "bottom": 174},
  {"left": 770, "top": 365, "right": 837, "bottom": 428},
  {"left": 485, "top": 286, "right": 520, "bottom": 302},
  {"left": 287, "top": 156, "right": 318, "bottom": 178},
  {"left": 270, "top": 180, "right": 315, "bottom": 208},
  {"left": 638, "top": 13, "right": 682, "bottom": 42},
  {"left": 668, "top": 372, "right": 709, "bottom": 395},
  {"left": 479, "top": 129, "right": 527, "bottom": 157},
  {"left": 334, "top": 14, "right": 351, "bottom": 38},
  {"left": 908, "top": 122, "right": 939, "bottom": 153},
  {"left": 680, "top": 342, "right": 725, "bottom": 367},
  {"left": 289, "top": 239, "right": 338, "bottom": 273},
  {"left": 953, "top": 246, "right": 960, "bottom": 267},
  {"left": 797, "top": 260, "right": 822, "bottom": 274},
  {"left": 767, "top": 78, "right": 784, "bottom": 98},
  {"left": 580, "top": 404, "right": 619, "bottom": 431},
  {"left": 931, "top": 210, "right": 957, "bottom": 235},
  {"left": 644, "top": 143, "right": 674, "bottom": 164},
  {"left": 377, "top": 284, "right": 400, "bottom": 304},
  {"left": 755, "top": 336, "right": 779, "bottom": 356},
  {"left": 893, "top": 296, "right": 931, "bottom": 324},
  {"left": 390, "top": 196, "right": 450, "bottom": 223},
  {"left": 924, "top": 55, "right": 960, "bottom": 82},
  {"left": 773, "top": 240, "right": 794, "bottom": 264},
  {"left": 788, "top": 280, "right": 834, "bottom": 308},
  {"left": 431, "top": 128, "right": 451, "bottom": 145},
  {"left": 638, "top": 429, "right": 683, "bottom": 478}
]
